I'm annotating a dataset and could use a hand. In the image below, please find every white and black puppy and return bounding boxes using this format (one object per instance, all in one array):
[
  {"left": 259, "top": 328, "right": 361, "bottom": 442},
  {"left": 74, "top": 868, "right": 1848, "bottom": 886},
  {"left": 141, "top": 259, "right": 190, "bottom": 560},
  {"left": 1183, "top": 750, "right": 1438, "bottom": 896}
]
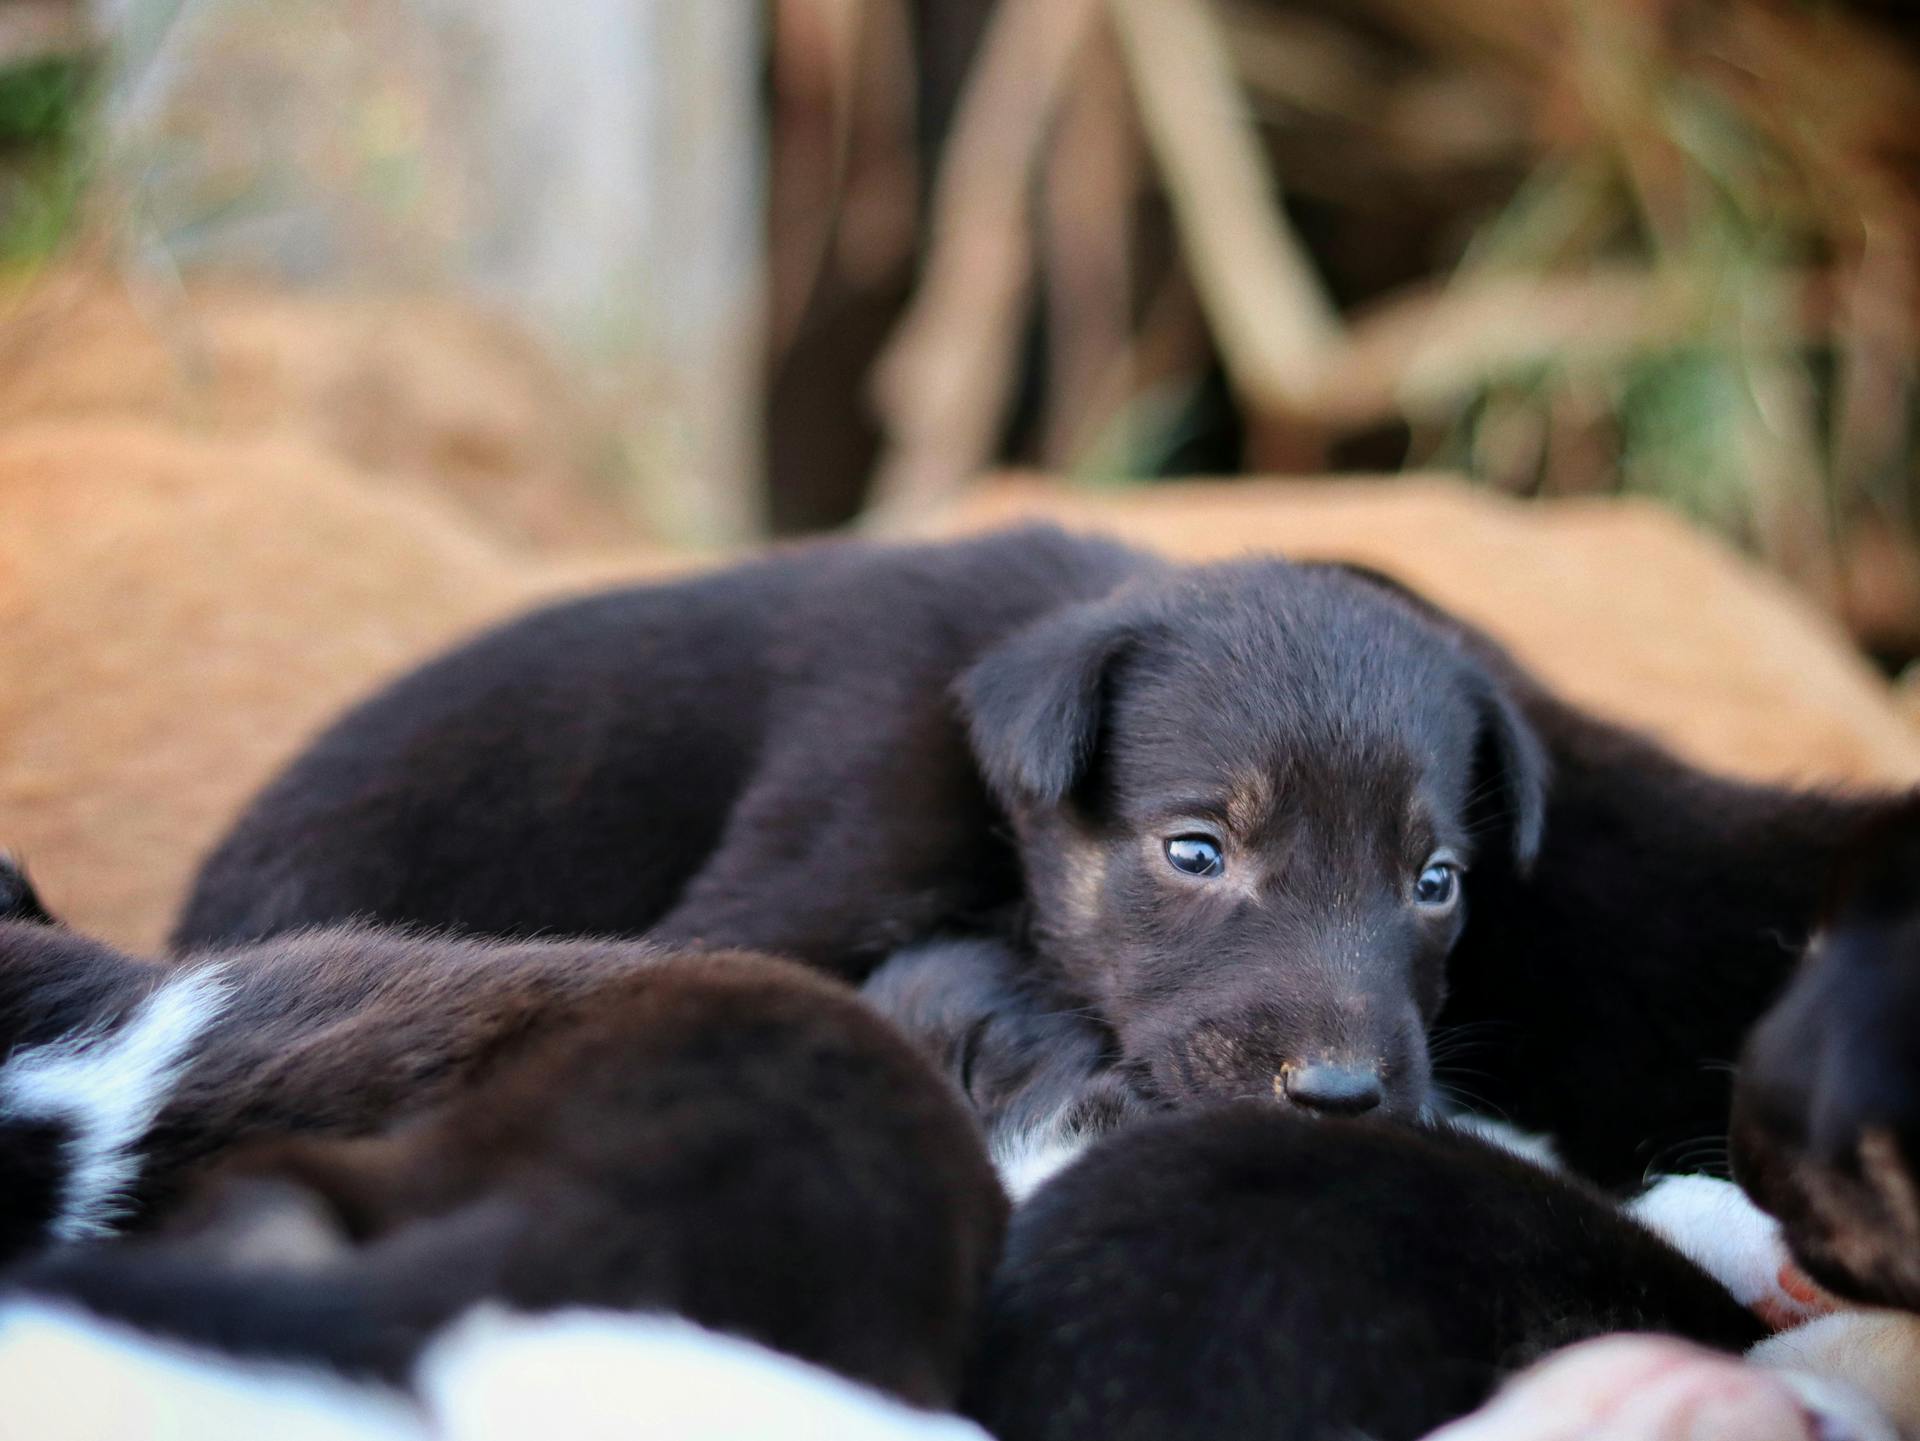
[
  {"left": 0, "top": 865, "right": 1005, "bottom": 1406},
  {"left": 172, "top": 526, "right": 1893, "bottom": 1187}
]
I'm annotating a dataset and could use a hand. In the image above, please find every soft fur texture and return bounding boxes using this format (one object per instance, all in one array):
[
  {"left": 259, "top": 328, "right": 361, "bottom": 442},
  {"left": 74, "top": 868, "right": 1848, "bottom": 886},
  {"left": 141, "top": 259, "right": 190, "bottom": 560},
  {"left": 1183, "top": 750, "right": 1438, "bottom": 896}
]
[
  {"left": 1734, "top": 803, "right": 1920, "bottom": 1311},
  {"left": 961, "top": 1105, "right": 1765, "bottom": 1441},
  {"left": 177, "top": 526, "right": 1899, "bottom": 1184},
  {"left": 0, "top": 1301, "right": 994, "bottom": 1441},
  {"left": 1626, "top": 1175, "right": 1830, "bottom": 1329},
  {"left": 176, "top": 527, "right": 1551, "bottom": 1128},
  {"left": 0, "top": 893, "right": 1005, "bottom": 1404},
  {"left": 417, "top": 1307, "right": 994, "bottom": 1441},
  {"left": 860, "top": 937, "right": 1151, "bottom": 1199}
]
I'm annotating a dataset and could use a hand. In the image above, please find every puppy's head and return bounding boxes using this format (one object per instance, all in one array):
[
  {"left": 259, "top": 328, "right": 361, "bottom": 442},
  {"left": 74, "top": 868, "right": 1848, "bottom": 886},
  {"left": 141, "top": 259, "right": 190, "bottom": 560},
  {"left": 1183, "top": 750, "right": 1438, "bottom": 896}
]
[
  {"left": 1733, "top": 802, "right": 1920, "bottom": 1309},
  {"left": 958, "top": 559, "right": 1545, "bottom": 1121}
]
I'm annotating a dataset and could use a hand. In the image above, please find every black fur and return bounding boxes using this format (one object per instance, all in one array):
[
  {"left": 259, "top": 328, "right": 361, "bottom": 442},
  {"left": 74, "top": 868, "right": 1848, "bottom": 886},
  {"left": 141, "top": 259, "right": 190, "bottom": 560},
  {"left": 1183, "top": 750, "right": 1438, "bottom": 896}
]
[
  {"left": 1733, "top": 801, "right": 1920, "bottom": 1309},
  {"left": 1, "top": 949, "right": 1007, "bottom": 1405},
  {"left": 176, "top": 529, "right": 1143, "bottom": 958},
  {"left": 0, "top": 857, "right": 55, "bottom": 927},
  {"left": 175, "top": 526, "right": 1900, "bottom": 1183},
  {"left": 962, "top": 1106, "right": 1765, "bottom": 1441},
  {"left": 860, "top": 936, "right": 1153, "bottom": 1167}
]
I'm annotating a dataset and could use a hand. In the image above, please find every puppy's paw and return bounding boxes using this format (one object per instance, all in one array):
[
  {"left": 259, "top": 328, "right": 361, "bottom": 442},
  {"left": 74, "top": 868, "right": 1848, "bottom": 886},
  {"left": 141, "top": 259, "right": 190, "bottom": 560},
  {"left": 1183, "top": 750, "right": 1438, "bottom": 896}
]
[{"left": 1628, "top": 1175, "right": 1834, "bottom": 1329}]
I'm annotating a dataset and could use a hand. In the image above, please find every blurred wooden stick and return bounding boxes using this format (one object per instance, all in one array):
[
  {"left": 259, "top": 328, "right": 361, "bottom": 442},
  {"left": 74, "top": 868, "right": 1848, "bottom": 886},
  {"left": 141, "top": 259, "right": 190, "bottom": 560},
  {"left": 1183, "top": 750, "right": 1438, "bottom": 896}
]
[
  {"left": 1312, "top": 266, "right": 1835, "bottom": 430},
  {"left": 1039, "top": 26, "right": 1136, "bottom": 468},
  {"left": 865, "top": 0, "right": 1103, "bottom": 524},
  {"left": 1107, "top": 0, "right": 1341, "bottom": 426},
  {"left": 0, "top": 2, "right": 88, "bottom": 67}
]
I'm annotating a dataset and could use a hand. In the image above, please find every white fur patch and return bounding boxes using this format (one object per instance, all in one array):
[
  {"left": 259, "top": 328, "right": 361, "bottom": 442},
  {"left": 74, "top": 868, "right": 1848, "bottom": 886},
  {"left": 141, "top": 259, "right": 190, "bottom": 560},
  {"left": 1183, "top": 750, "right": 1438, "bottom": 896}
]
[
  {"left": 0, "top": 1300, "right": 424, "bottom": 1441},
  {"left": 990, "top": 1112, "right": 1098, "bottom": 1202},
  {"left": 1623, "top": 1174, "right": 1818, "bottom": 1319},
  {"left": 418, "top": 1306, "right": 992, "bottom": 1440},
  {"left": 1442, "top": 1113, "right": 1562, "bottom": 1173},
  {"left": 0, "top": 1302, "right": 989, "bottom": 1441},
  {"left": 0, "top": 964, "right": 232, "bottom": 1240}
]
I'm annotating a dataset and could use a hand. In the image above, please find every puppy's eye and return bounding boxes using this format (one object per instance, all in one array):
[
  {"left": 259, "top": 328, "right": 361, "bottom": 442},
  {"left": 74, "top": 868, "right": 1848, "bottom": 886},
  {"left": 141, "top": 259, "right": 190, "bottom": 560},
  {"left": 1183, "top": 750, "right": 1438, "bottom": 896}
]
[
  {"left": 1165, "top": 835, "right": 1224, "bottom": 878},
  {"left": 1413, "top": 860, "right": 1460, "bottom": 910}
]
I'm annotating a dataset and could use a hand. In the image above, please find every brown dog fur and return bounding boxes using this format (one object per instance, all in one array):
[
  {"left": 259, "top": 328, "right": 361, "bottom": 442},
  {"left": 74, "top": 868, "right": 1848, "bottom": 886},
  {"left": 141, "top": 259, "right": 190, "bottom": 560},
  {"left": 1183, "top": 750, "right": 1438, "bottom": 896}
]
[{"left": 0, "top": 914, "right": 1006, "bottom": 1404}]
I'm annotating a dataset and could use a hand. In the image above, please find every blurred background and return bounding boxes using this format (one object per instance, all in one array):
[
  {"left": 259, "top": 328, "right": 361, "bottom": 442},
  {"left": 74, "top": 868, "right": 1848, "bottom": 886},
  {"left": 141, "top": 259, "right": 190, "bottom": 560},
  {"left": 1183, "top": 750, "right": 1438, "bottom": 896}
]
[{"left": 3, "top": 0, "right": 1918, "bottom": 659}]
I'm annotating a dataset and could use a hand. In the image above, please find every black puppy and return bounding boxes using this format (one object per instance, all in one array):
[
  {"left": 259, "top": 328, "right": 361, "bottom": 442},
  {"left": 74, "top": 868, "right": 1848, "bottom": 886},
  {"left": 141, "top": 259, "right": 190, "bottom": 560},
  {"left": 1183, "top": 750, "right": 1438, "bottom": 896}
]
[
  {"left": 179, "top": 528, "right": 1543, "bottom": 1129},
  {"left": 1, "top": 948, "right": 1005, "bottom": 1406},
  {"left": 963, "top": 1105, "right": 1765, "bottom": 1441},
  {"left": 1734, "top": 804, "right": 1920, "bottom": 1311},
  {"left": 176, "top": 526, "right": 1889, "bottom": 1183}
]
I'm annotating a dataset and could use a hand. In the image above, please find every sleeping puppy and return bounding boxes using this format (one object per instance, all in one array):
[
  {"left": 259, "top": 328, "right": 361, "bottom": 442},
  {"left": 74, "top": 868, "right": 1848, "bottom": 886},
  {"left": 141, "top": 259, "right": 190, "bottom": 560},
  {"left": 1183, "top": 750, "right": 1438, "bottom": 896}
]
[
  {"left": 0, "top": 861, "right": 1006, "bottom": 1407},
  {"left": 1733, "top": 803, "right": 1920, "bottom": 1311},
  {"left": 0, "top": 946, "right": 1005, "bottom": 1406},
  {"left": 174, "top": 526, "right": 1891, "bottom": 1184},
  {"left": 961, "top": 1105, "right": 1769, "bottom": 1441}
]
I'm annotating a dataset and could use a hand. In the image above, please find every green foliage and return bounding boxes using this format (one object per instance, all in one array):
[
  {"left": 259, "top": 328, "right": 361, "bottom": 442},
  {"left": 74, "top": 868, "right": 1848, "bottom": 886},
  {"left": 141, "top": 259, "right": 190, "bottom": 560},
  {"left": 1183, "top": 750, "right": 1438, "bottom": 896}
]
[
  {"left": 0, "top": 54, "right": 91, "bottom": 265},
  {"left": 0, "top": 56, "right": 85, "bottom": 144}
]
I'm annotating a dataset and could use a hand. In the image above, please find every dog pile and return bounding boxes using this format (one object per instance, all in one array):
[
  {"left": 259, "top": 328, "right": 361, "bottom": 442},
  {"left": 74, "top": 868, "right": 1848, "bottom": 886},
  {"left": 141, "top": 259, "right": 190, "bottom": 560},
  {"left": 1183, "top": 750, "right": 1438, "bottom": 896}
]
[{"left": 1, "top": 525, "right": 1917, "bottom": 1440}]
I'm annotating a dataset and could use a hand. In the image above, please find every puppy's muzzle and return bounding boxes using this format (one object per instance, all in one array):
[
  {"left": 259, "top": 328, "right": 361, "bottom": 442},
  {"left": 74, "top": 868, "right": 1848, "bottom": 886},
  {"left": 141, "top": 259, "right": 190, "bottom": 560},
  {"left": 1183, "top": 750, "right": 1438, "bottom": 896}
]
[{"left": 1275, "top": 1063, "right": 1385, "bottom": 1117}]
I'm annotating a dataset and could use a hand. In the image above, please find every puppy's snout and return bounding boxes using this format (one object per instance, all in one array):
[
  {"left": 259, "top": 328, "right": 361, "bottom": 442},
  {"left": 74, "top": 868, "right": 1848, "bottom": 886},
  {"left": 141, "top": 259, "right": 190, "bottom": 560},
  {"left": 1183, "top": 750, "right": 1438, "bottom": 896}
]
[{"left": 1277, "top": 1063, "right": 1384, "bottom": 1117}]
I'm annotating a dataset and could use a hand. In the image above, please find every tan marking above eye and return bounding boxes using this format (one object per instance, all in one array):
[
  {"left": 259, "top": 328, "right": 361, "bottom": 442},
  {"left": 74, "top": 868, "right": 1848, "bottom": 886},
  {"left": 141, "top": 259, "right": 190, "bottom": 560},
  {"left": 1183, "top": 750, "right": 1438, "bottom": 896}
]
[{"left": 1224, "top": 771, "right": 1276, "bottom": 836}]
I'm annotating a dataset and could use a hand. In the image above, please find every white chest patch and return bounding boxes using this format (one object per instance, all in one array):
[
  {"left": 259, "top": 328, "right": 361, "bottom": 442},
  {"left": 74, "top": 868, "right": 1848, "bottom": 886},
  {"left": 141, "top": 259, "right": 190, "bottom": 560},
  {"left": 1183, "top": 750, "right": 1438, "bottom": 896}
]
[
  {"left": 0, "top": 965, "right": 233, "bottom": 1241},
  {"left": 990, "top": 1109, "right": 1102, "bottom": 1203}
]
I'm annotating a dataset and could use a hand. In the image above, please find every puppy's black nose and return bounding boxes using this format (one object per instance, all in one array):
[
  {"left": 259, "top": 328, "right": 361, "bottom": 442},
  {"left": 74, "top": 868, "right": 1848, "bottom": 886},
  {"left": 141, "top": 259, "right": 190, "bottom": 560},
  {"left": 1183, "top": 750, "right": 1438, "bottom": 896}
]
[{"left": 1280, "top": 1064, "right": 1384, "bottom": 1116}]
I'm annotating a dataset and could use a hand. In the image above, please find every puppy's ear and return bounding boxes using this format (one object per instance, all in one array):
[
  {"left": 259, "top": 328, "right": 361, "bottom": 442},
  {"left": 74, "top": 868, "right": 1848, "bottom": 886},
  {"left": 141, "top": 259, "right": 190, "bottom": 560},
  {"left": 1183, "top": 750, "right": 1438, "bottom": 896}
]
[
  {"left": 1308, "top": 561, "right": 1550, "bottom": 871},
  {"left": 0, "top": 856, "right": 56, "bottom": 927},
  {"left": 957, "top": 602, "right": 1134, "bottom": 810},
  {"left": 1466, "top": 672, "right": 1548, "bottom": 873}
]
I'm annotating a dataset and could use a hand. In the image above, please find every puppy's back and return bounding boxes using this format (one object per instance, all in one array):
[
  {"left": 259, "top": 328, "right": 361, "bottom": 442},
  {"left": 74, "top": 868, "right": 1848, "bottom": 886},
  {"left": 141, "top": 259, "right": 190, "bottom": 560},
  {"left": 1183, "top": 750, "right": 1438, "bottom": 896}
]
[
  {"left": 173, "top": 525, "right": 1148, "bottom": 952},
  {"left": 965, "top": 1105, "right": 1763, "bottom": 1441}
]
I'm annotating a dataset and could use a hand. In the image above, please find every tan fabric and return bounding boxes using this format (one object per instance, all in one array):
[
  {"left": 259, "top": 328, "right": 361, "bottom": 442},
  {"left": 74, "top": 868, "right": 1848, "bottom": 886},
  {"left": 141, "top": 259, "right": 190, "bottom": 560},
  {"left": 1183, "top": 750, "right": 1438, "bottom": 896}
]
[
  {"left": 0, "top": 271, "right": 638, "bottom": 550},
  {"left": 0, "top": 421, "right": 670, "bottom": 949}
]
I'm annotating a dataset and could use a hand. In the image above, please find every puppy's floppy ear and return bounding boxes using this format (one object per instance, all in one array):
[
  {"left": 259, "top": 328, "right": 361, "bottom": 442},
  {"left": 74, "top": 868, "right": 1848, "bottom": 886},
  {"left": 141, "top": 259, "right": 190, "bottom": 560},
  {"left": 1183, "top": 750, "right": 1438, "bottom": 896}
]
[
  {"left": 1465, "top": 670, "right": 1548, "bottom": 873},
  {"left": 0, "top": 855, "right": 56, "bottom": 927},
  {"left": 1307, "top": 560, "right": 1550, "bottom": 871},
  {"left": 957, "top": 601, "right": 1134, "bottom": 809}
]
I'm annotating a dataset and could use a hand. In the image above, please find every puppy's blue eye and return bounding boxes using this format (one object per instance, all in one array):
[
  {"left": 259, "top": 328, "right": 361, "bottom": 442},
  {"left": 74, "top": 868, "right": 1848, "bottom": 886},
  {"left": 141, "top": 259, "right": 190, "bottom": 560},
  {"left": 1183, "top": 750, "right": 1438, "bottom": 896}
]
[
  {"left": 1413, "top": 862, "right": 1459, "bottom": 909},
  {"left": 1165, "top": 836, "right": 1224, "bottom": 878}
]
